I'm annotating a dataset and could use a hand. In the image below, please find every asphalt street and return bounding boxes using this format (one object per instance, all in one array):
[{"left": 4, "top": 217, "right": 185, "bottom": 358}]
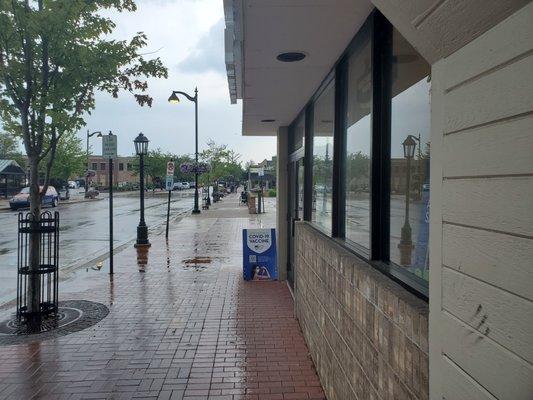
[{"left": 0, "top": 190, "right": 194, "bottom": 304}]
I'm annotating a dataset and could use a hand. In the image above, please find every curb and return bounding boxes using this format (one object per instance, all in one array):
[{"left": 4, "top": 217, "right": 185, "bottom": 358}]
[{"left": 0, "top": 197, "right": 103, "bottom": 212}]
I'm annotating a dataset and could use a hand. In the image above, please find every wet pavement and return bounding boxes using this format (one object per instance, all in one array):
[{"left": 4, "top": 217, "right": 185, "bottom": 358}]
[
  {"left": 0, "top": 193, "right": 325, "bottom": 400},
  {"left": 0, "top": 191, "right": 194, "bottom": 304}
]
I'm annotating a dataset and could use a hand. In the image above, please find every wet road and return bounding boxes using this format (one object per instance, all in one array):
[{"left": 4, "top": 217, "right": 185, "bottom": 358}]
[{"left": 0, "top": 191, "right": 194, "bottom": 304}]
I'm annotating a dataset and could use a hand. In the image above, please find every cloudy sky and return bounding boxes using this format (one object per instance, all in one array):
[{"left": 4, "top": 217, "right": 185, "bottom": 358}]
[{"left": 83, "top": 0, "right": 276, "bottom": 163}]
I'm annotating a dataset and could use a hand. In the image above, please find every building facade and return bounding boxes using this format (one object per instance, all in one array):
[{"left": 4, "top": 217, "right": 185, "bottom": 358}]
[
  {"left": 224, "top": 1, "right": 533, "bottom": 399},
  {"left": 86, "top": 155, "right": 137, "bottom": 188}
]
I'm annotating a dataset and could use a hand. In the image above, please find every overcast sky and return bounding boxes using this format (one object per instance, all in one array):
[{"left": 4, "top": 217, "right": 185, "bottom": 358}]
[{"left": 82, "top": 0, "right": 276, "bottom": 163}]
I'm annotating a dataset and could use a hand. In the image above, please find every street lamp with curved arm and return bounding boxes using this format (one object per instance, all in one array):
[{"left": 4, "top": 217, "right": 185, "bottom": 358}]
[{"left": 168, "top": 88, "right": 200, "bottom": 214}]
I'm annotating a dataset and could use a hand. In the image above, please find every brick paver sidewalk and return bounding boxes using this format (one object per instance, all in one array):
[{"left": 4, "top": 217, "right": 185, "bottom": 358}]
[{"left": 0, "top": 194, "right": 325, "bottom": 400}]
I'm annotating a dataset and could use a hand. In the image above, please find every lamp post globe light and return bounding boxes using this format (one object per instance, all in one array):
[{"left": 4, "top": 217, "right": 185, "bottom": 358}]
[
  {"left": 398, "top": 135, "right": 417, "bottom": 266},
  {"left": 168, "top": 88, "right": 201, "bottom": 214},
  {"left": 86, "top": 130, "right": 103, "bottom": 192},
  {"left": 134, "top": 132, "right": 151, "bottom": 248}
]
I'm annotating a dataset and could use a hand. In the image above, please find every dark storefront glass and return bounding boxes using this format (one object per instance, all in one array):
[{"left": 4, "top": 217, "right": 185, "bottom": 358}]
[
  {"left": 311, "top": 80, "right": 335, "bottom": 233},
  {"left": 290, "top": 112, "right": 305, "bottom": 153},
  {"left": 389, "top": 28, "right": 431, "bottom": 281},
  {"left": 345, "top": 34, "right": 372, "bottom": 248},
  {"left": 287, "top": 13, "right": 429, "bottom": 297}
]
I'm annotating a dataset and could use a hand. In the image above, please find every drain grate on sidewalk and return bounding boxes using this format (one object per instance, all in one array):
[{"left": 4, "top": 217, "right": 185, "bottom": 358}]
[{"left": 0, "top": 300, "right": 109, "bottom": 345}]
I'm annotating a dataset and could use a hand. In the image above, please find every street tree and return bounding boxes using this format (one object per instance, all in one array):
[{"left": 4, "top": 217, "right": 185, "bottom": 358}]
[
  {"left": 0, "top": 0, "right": 167, "bottom": 325},
  {"left": 132, "top": 150, "right": 194, "bottom": 187},
  {"left": 0, "top": 131, "right": 25, "bottom": 166},
  {"left": 200, "top": 140, "right": 243, "bottom": 185},
  {"left": 45, "top": 131, "right": 85, "bottom": 182}
]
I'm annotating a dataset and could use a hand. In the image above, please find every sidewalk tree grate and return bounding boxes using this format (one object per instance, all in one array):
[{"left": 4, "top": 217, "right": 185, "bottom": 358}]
[{"left": 0, "top": 300, "right": 109, "bottom": 345}]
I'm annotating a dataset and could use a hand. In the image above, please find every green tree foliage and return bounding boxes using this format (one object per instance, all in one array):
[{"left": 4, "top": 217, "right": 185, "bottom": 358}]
[
  {"left": 346, "top": 151, "right": 370, "bottom": 192},
  {"left": 45, "top": 131, "right": 85, "bottom": 181},
  {"left": 131, "top": 149, "right": 194, "bottom": 185},
  {"left": 199, "top": 140, "right": 243, "bottom": 184},
  {"left": 0, "top": 131, "right": 25, "bottom": 166}
]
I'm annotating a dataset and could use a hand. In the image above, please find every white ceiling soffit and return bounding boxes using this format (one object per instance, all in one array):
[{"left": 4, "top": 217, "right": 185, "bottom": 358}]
[{"left": 224, "top": 0, "right": 373, "bottom": 136}]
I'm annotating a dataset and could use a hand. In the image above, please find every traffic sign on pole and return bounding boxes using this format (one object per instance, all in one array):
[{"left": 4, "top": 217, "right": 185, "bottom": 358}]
[
  {"left": 165, "top": 176, "right": 174, "bottom": 191},
  {"left": 166, "top": 161, "right": 175, "bottom": 176},
  {"left": 102, "top": 134, "right": 117, "bottom": 158}
]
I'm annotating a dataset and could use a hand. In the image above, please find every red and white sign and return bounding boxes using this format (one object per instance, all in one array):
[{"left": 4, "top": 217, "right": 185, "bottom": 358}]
[{"left": 166, "top": 161, "right": 175, "bottom": 176}]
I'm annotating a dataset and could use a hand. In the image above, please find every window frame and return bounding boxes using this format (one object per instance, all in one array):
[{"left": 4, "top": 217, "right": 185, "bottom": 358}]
[
  {"left": 287, "top": 10, "right": 429, "bottom": 299},
  {"left": 310, "top": 77, "right": 336, "bottom": 235}
]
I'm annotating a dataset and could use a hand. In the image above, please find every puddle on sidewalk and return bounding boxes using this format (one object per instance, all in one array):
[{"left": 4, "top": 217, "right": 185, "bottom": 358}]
[
  {"left": 180, "top": 256, "right": 212, "bottom": 271},
  {"left": 182, "top": 256, "right": 212, "bottom": 264}
]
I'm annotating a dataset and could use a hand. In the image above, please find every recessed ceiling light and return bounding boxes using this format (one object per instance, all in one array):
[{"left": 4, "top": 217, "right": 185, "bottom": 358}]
[
  {"left": 276, "top": 52, "right": 306, "bottom": 62},
  {"left": 261, "top": 119, "right": 276, "bottom": 122}
]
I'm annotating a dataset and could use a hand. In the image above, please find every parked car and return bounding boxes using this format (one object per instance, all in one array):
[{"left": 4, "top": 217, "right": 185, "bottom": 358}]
[
  {"left": 58, "top": 186, "right": 70, "bottom": 200},
  {"left": 68, "top": 180, "right": 79, "bottom": 189},
  {"left": 172, "top": 182, "right": 184, "bottom": 191},
  {"left": 189, "top": 182, "right": 196, "bottom": 188},
  {"left": 9, "top": 186, "right": 59, "bottom": 210},
  {"left": 181, "top": 182, "right": 190, "bottom": 190}
]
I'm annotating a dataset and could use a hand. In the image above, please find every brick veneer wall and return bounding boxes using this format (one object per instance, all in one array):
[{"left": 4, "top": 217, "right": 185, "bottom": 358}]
[{"left": 294, "top": 222, "right": 429, "bottom": 400}]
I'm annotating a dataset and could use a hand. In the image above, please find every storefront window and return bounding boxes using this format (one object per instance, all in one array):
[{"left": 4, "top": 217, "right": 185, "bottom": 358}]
[
  {"left": 290, "top": 112, "right": 305, "bottom": 153},
  {"left": 389, "top": 28, "right": 431, "bottom": 281},
  {"left": 345, "top": 35, "right": 372, "bottom": 248},
  {"left": 311, "top": 80, "right": 335, "bottom": 233}
]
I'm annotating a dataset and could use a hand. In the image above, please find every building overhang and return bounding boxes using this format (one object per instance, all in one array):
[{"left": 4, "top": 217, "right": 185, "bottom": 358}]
[{"left": 224, "top": 0, "right": 373, "bottom": 136}]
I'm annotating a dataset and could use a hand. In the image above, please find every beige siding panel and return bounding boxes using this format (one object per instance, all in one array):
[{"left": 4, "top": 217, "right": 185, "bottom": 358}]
[
  {"left": 440, "top": 1, "right": 533, "bottom": 90},
  {"left": 442, "top": 224, "right": 533, "bottom": 301},
  {"left": 443, "top": 54, "right": 533, "bottom": 134},
  {"left": 416, "top": 0, "right": 530, "bottom": 65},
  {"left": 371, "top": 0, "right": 528, "bottom": 63},
  {"left": 442, "top": 267, "right": 533, "bottom": 363},
  {"left": 441, "top": 312, "right": 533, "bottom": 400},
  {"left": 441, "top": 357, "right": 497, "bottom": 400},
  {"left": 443, "top": 114, "right": 533, "bottom": 177},
  {"left": 442, "top": 177, "right": 533, "bottom": 237}
]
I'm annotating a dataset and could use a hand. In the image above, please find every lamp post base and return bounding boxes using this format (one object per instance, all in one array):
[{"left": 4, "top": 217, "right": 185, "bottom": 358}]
[
  {"left": 192, "top": 209, "right": 201, "bottom": 214},
  {"left": 135, "top": 225, "right": 150, "bottom": 247},
  {"left": 398, "top": 223, "right": 414, "bottom": 266}
]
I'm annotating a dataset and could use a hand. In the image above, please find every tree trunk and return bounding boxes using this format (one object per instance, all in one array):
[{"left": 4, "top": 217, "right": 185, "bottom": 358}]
[{"left": 28, "top": 157, "right": 41, "bottom": 326}]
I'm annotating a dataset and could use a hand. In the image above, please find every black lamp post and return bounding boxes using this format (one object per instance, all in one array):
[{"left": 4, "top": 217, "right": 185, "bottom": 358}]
[
  {"left": 134, "top": 133, "right": 150, "bottom": 247},
  {"left": 168, "top": 88, "right": 200, "bottom": 214},
  {"left": 398, "top": 135, "right": 417, "bottom": 266},
  {"left": 86, "top": 130, "right": 102, "bottom": 191}
]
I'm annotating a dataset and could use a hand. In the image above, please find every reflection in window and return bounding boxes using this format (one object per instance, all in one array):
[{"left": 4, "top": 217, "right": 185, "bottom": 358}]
[
  {"left": 312, "top": 80, "right": 335, "bottom": 233},
  {"left": 345, "top": 35, "right": 372, "bottom": 248},
  {"left": 390, "top": 28, "right": 431, "bottom": 281},
  {"left": 290, "top": 112, "right": 305, "bottom": 153}
]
